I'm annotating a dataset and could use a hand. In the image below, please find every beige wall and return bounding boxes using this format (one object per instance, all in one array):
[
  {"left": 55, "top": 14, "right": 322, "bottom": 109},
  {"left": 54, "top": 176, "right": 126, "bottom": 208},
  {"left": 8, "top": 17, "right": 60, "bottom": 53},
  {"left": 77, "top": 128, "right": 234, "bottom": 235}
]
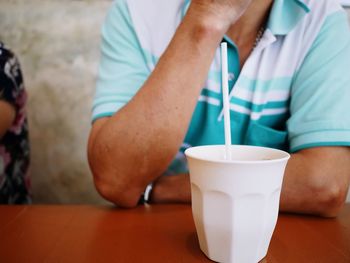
[
  {"left": 0, "top": 0, "right": 111, "bottom": 204},
  {"left": 0, "top": 1, "right": 349, "bottom": 203}
]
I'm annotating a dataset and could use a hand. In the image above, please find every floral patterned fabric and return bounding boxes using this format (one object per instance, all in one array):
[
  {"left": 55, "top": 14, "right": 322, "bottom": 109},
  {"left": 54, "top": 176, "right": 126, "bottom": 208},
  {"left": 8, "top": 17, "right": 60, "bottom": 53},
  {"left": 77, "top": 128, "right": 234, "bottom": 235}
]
[{"left": 0, "top": 42, "right": 30, "bottom": 204}]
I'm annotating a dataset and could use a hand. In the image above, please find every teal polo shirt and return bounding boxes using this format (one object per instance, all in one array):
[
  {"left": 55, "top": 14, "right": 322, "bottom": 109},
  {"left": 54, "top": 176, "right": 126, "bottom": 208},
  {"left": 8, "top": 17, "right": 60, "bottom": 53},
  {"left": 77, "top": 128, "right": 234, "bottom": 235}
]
[{"left": 92, "top": 0, "right": 350, "bottom": 175}]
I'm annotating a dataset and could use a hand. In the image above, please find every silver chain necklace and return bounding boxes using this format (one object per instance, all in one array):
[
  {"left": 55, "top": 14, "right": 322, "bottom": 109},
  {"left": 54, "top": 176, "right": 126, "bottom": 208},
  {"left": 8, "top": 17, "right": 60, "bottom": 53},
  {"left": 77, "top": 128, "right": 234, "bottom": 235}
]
[{"left": 253, "top": 26, "right": 265, "bottom": 48}]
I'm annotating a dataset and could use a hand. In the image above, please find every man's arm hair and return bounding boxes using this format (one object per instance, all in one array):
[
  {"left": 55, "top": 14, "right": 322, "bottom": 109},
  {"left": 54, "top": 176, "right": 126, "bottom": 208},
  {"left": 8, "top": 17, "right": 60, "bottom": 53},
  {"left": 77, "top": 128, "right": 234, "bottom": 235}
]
[{"left": 88, "top": 6, "right": 229, "bottom": 208}]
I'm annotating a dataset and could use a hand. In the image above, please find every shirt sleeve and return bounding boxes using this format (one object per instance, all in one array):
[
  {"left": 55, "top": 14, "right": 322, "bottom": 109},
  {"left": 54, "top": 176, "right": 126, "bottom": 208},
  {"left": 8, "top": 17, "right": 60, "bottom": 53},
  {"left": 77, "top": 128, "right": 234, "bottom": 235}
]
[
  {"left": 287, "top": 10, "right": 350, "bottom": 152},
  {"left": 92, "top": 0, "right": 150, "bottom": 122}
]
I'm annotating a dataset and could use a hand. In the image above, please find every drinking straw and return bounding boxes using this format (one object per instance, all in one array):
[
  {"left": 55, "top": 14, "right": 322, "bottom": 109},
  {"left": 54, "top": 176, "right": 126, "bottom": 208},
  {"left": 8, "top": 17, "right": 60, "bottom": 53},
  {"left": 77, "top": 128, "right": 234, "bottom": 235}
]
[{"left": 221, "top": 43, "right": 232, "bottom": 160}]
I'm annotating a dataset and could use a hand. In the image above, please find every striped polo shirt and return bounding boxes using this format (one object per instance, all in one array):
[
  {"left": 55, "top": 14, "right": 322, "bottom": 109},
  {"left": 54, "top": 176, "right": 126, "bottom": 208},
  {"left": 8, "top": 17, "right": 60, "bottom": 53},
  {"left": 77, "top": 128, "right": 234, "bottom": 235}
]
[{"left": 92, "top": 0, "right": 350, "bottom": 175}]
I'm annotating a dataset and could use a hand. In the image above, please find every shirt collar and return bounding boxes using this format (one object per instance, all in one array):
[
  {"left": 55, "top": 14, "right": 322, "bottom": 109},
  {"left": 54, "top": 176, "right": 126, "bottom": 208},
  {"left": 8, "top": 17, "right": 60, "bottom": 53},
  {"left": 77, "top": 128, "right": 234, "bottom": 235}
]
[
  {"left": 181, "top": 0, "right": 310, "bottom": 36},
  {"left": 268, "top": 0, "right": 310, "bottom": 35}
]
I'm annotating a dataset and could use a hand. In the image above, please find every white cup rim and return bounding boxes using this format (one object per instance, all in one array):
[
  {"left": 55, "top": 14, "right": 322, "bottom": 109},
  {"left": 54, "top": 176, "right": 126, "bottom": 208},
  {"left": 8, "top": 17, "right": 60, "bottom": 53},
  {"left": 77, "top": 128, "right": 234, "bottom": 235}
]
[{"left": 184, "top": 145, "right": 290, "bottom": 165}]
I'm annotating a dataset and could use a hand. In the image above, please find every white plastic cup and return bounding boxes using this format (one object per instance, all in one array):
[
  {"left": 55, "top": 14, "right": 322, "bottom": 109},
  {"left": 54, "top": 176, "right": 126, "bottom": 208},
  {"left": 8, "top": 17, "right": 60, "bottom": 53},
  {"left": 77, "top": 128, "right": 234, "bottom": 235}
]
[{"left": 185, "top": 145, "right": 290, "bottom": 263}]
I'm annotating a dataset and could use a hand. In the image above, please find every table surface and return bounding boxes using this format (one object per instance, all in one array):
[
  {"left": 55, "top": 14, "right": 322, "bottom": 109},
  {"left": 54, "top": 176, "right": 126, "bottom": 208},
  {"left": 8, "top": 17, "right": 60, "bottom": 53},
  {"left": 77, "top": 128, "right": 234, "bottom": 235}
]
[{"left": 0, "top": 204, "right": 349, "bottom": 263}]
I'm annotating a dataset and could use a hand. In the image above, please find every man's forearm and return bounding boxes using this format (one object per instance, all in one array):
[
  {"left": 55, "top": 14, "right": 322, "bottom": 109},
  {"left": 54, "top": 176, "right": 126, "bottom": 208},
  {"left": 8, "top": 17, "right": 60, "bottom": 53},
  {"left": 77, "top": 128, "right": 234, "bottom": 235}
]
[
  {"left": 88, "top": 8, "right": 228, "bottom": 207},
  {"left": 148, "top": 147, "right": 350, "bottom": 218}
]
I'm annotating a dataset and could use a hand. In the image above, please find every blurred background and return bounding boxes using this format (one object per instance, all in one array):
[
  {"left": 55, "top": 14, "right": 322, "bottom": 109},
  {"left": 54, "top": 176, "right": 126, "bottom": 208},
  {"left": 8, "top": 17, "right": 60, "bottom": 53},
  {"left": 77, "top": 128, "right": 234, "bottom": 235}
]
[
  {"left": 0, "top": 0, "right": 111, "bottom": 204},
  {"left": 0, "top": 1, "right": 349, "bottom": 204}
]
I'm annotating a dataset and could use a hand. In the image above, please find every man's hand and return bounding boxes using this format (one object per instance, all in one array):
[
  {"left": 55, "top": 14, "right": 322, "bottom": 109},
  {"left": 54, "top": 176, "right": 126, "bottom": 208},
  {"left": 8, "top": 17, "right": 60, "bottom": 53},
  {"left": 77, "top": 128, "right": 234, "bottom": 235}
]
[
  {"left": 151, "top": 174, "right": 191, "bottom": 204},
  {"left": 190, "top": 0, "right": 254, "bottom": 31}
]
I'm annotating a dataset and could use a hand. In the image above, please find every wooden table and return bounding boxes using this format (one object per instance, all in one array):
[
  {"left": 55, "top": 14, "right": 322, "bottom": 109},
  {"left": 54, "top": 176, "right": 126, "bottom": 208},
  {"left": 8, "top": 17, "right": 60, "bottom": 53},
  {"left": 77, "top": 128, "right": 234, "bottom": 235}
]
[{"left": 0, "top": 204, "right": 349, "bottom": 263}]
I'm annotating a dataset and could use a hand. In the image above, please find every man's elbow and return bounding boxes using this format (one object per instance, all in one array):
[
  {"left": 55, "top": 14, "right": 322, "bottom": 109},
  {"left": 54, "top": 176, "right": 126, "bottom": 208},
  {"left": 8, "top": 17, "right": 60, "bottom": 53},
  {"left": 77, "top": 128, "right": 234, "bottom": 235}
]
[
  {"left": 88, "top": 132, "right": 142, "bottom": 208},
  {"left": 88, "top": 149, "right": 141, "bottom": 208},
  {"left": 93, "top": 176, "right": 141, "bottom": 208},
  {"left": 315, "top": 182, "right": 348, "bottom": 218}
]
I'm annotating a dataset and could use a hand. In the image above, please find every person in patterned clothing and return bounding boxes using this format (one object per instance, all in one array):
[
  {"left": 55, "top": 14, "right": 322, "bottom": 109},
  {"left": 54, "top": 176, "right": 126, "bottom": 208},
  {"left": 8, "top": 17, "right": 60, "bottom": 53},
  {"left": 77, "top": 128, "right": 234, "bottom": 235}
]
[{"left": 0, "top": 42, "right": 30, "bottom": 204}]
